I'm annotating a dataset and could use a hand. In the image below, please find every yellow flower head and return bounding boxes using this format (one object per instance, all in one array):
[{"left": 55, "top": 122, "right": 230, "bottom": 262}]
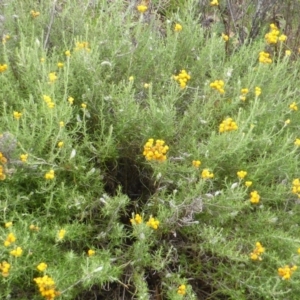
[
  {"left": 174, "top": 23, "right": 183, "bottom": 32},
  {"left": 57, "top": 62, "right": 64, "bottom": 68},
  {"left": 0, "top": 261, "right": 11, "bottom": 277},
  {"left": 30, "top": 10, "right": 40, "bottom": 18},
  {"left": 219, "top": 117, "right": 238, "bottom": 133},
  {"left": 44, "top": 170, "right": 55, "bottom": 180},
  {"left": 137, "top": 5, "right": 148, "bottom": 13},
  {"left": 10, "top": 246, "right": 23, "bottom": 257},
  {"left": 4, "top": 222, "right": 13, "bottom": 228},
  {"left": 146, "top": 216, "right": 160, "bottom": 230},
  {"left": 143, "top": 139, "right": 169, "bottom": 162},
  {"left": 250, "top": 242, "right": 265, "bottom": 261},
  {"left": 289, "top": 102, "right": 298, "bottom": 111},
  {"left": 65, "top": 50, "right": 71, "bottom": 57},
  {"left": 81, "top": 103, "right": 87, "bottom": 109},
  {"left": 13, "top": 111, "right": 22, "bottom": 120},
  {"left": 130, "top": 213, "right": 143, "bottom": 225},
  {"left": 48, "top": 72, "right": 57, "bottom": 83},
  {"left": 88, "top": 249, "right": 95, "bottom": 257},
  {"left": 245, "top": 181, "right": 252, "bottom": 188},
  {"left": 177, "top": 284, "right": 186, "bottom": 295},
  {"left": 201, "top": 168, "right": 214, "bottom": 179},
  {"left": 20, "top": 154, "right": 28, "bottom": 162},
  {"left": 222, "top": 33, "right": 229, "bottom": 41},
  {"left": 278, "top": 265, "right": 297, "bottom": 280},
  {"left": 250, "top": 190, "right": 260, "bottom": 204},
  {"left": 57, "top": 141, "right": 64, "bottom": 148},
  {"left": 192, "top": 160, "right": 201, "bottom": 168},
  {"left": 0, "top": 64, "right": 8, "bottom": 72},
  {"left": 68, "top": 96, "right": 74, "bottom": 105},
  {"left": 237, "top": 170, "right": 247, "bottom": 179},
  {"left": 37, "top": 262, "right": 48, "bottom": 272},
  {"left": 58, "top": 229, "right": 66, "bottom": 240},
  {"left": 210, "top": 0, "right": 219, "bottom": 6}
]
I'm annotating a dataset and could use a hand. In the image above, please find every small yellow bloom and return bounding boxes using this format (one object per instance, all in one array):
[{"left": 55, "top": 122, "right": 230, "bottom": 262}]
[
  {"left": 10, "top": 246, "right": 23, "bottom": 257},
  {"left": 298, "top": 248, "right": 300, "bottom": 255},
  {"left": 146, "top": 216, "right": 160, "bottom": 230},
  {"left": 4, "top": 233, "right": 16, "bottom": 247},
  {"left": 285, "top": 119, "right": 290, "bottom": 125},
  {"left": 40, "top": 57, "right": 45, "bottom": 63},
  {"left": 255, "top": 87, "right": 261, "bottom": 97},
  {"left": 219, "top": 118, "right": 238, "bottom": 133},
  {"left": 279, "top": 34, "right": 287, "bottom": 42},
  {"left": 192, "top": 160, "right": 201, "bottom": 168},
  {"left": 44, "top": 169, "right": 55, "bottom": 180},
  {"left": 57, "top": 62, "right": 64, "bottom": 68},
  {"left": 201, "top": 169, "right": 214, "bottom": 179},
  {"left": 174, "top": 23, "right": 183, "bottom": 32},
  {"left": 130, "top": 213, "right": 143, "bottom": 225},
  {"left": 29, "top": 224, "right": 40, "bottom": 231},
  {"left": 57, "top": 141, "right": 64, "bottom": 148},
  {"left": 250, "top": 190, "right": 260, "bottom": 204},
  {"left": 129, "top": 76, "right": 134, "bottom": 81},
  {"left": 88, "top": 249, "right": 95, "bottom": 257},
  {"left": 237, "top": 170, "right": 247, "bottom": 179},
  {"left": 59, "top": 121, "right": 65, "bottom": 127},
  {"left": 137, "top": 5, "right": 148, "bottom": 13},
  {"left": 222, "top": 33, "right": 229, "bottom": 41},
  {"left": 81, "top": 103, "right": 87, "bottom": 109},
  {"left": 295, "top": 139, "right": 300, "bottom": 146},
  {"left": 37, "top": 262, "right": 47, "bottom": 272},
  {"left": 289, "top": 102, "right": 298, "bottom": 111},
  {"left": 5, "top": 222, "right": 12, "bottom": 228},
  {"left": 20, "top": 154, "right": 28, "bottom": 162},
  {"left": 250, "top": 242, "right": 265, "bottom": 261},
  {"left": 30, "top": 10, "right": 40, "bottom": 18},
  {"left": 0, "top": 64, "right": 8, "bottom": 72},
  {"left": 48, "top": 72, "right": 57, "bottom": 83},
  {"left": 0, "top": 261, "right": 11, "bottom": 277},
  {"left": 65, "top": 50, "right": 71, "bottom": 57},
  {"left": 58, "top": 229, "right": 66, "bottom": 240},
  {"left": 13, "top": 111, "right": 22, "bottom": 120},
  {"left": 2, "top": 35, "right": 10, "bottom": 44},
  {"left": 144, "top": 83, "right": 150, "bottom": 89},
  {"left": 285, "top": 50, "right": 291, "bottom": 56},
  {"left": 278, "top": 265, "right": 297, "bottom": 280},
  {"left": 143, "top": 139, "right": 169, "bottom": 162},
  {"left": 245, "top": 181, "right": 252, "bottom": 188},
  {"left": 177, "top": 284, "right": 186, "bottom": 295},
  {"left": 210, "top": 0, "right": 219, "bottom": 6},
  {"left": 68, "top": 97, "right": 74, "bottom": 105}
]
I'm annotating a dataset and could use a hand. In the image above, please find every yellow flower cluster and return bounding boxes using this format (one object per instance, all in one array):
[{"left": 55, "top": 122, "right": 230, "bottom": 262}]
[
  {"left": 250, "top": 242, "right": 265, "bottom": 261},
  {"left": 10, "top": 246, "right": 23, "bottom": 257},
  {"left": 13, "top": 111, "right": 22, "bottom": 120},
  {"left": 57, "top": 62, "right": 64, "bottom": 68},
  {"left": 173, "top": 69, "right": 191, "bottom": 89},
  {"left": 174, "top": 23, "right": 182, "bottom": 32},
  {"left": 48, "top": 72, "right": 57, "bottom": 83},
  {"left": 74, "top": 41, "right": 90, "bottom": 52},
  {"left": 278, "top": 265, "right": 297, "bottom": 280},
  {"left": 250, "top": 190, "right": 260, "bottom": 204},
  {"left": 43, "top": 95, "right": 55, "bottom": 109},
  {"left": 20, "top": 153, "right": 28, "bottom": 162},
  {"left": 137, "top": 5, "right": 148, "bottom": 13},
  {"left": 58, "top": 229, "right": 66, "bottom": 240},
  {"left": 192, "top": 160, "right": 201, "bottom": 168},
  {"left": 30, "top": 10, "right": 40, "bottom": 18},
  {"left": 45, "top": 170, "right": 55, "bottom": 180},
  {"left": 0, "top": 164, "right": 6, "bottom": 181},
  {"left": 210, "top": 80, "right": 225, "bottom": 94},
  {"left": 219, "top": 117, "right": 238, "bottom": 133},
  {"left": 177, "top": 284, "right": 186, "bottom": 295},
  {"left": 201, "top": 168, "right": 214, "bottom": 179},
  {"left": 258, "top": 51, "right": 272, "bottom": 64},
  {"left": 2, "top": 34, "right": 10, "bottom": 44},
  {"left": 88, "top": 249, "right": 95, "bottom": 256},
  {"left": 237, "top": 170, "right": 247, "bottom": 179},
  {"left": 0, "top": 64, "right": 8, "bottom": 72},
  {"left": 240, "top": 88, "right": 249, "bottom": 101},
  {"left": 210, "top": 0, "right": 219, "bottom": 6},
  {"left": 292, "top": 178, "right": 300, "bottom": 197},
  {"left": 34, "top": 275, "right": 60, "bottom": 300},
  {"left": 294, "top": 139, "right": 300, "bottom": 146},
  {"left": 30, "top": 224, "right": 40, "bottom": 231},
  {"left": 5, "top": 222, "right": 12, "bottom": 228},
  {"left": 37, "top": 262, "right": 48, "bottom": 272},
  {"left": 245, "top": 181, "right": 252, "bottom": 187},
  {"left": 289, "top": 102, "right": 298, "bottom": 111},
  {"left": 130, "top": 213, "right": 143, "bottom": 225},
  {"left": 255, "top": 86, "right": 261, "bottom": 96},
  {"left": 143, "top": 138, "right": 169, "bottom": 162},
  {"left": 4, "top": 233, "right": 16, "bottom": 247},
  {"left": 0, "top": 152, "right": 7, "bottom": 164},
  {"left": 146, "top": 216, "right": 160, "bottom": 229},
  {"left": 265, "top": 24, "right": 287, "bottom": 44},
  {"left": 222, "top": 33, "right": 229, "bottom": 41},
  {"left": 0, "top": 261, "right": 10, "bottom": 277}
]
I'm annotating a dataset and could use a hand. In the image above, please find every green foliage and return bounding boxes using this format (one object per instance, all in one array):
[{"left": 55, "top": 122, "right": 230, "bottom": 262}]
[{"left": 1, "top": 0, "right": 300, "bottom": 299}]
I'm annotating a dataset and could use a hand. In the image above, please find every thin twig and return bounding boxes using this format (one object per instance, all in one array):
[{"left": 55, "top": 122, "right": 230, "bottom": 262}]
[{"left": 44, "top": 0, "right": 57, "bottom": 49}]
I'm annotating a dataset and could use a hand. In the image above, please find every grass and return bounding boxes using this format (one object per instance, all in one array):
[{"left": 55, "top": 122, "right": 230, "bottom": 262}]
[{"left": 1, "top": 0, "right": 300, "bottom": 299}]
